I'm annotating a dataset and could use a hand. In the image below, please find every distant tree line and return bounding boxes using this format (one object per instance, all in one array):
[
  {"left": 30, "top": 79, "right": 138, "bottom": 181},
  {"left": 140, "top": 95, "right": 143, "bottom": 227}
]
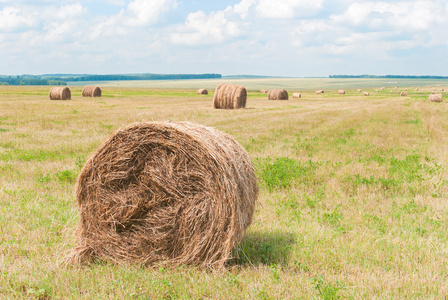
[
  {"left": 0, "top": 73, "right": 222, "bottom": 85},
  {"left": 0, "top": 75, "right": 66, "bottom": 86},
  {"left": 330, "top": 74, "right": 448, "bottom": 79},
  {"left": 45, "top": 73, "right": 222, "bottom": 82}
]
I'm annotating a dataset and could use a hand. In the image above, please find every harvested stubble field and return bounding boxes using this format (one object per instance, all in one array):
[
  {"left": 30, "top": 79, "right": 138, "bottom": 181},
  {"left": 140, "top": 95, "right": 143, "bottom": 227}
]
[{"left": 1, "top": 84, "right": 448, "bottom": 299}]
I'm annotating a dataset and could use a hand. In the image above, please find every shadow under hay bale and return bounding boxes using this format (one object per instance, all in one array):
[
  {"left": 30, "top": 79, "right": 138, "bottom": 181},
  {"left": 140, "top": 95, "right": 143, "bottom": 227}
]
[
  {"left": 213, "top": 83, "right": 247, "bottom": 109},
  {"left": 69, "top": 121, "right": 258, "bottom": 269},
  {"left": 197, "top": 89, "right": 208, "bottom": 95},
  {"left": 49, "top": 87, "right": 71, "bottom": 100},
  {"left": 82, "top": 86, "right": 102, "bottom": 97},
  {"left": 268, "top": 89, "right": 288, "bottom": 100},
  {"left": 429, "top": 94, "right": 443, "bottom": 102}
]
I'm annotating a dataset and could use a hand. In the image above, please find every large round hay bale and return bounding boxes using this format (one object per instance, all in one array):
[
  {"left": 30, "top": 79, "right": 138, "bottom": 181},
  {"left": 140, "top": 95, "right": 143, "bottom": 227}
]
[
  {"left": 69, "top": 121, "right": 258, "bottom": 269},
  {"left": 292, "top": 93, "right": 301, "bottom": 98},
  {"left": 400, "top": 91, "right": 408, "bottom": 96},
  {"left": 82, "top": 86, "right": 102, "bottom": 97},
  {"left": 429, "top": 94, "right": 443, "bottom": 102},
  {"left": 197, "top": 89, "right": 208, "bottom": 95},
  {"left": 213, "top": 83, "right": 247, "bottom": 109},
  {"left": 268, "top": 89, "right": 288, "bottom": 100},
  {"left": 338, "top": 90, "right": 345, "bottom": 95},
  {"left": 363, "top": 92, "right": 370, "bottom": 96},
  {"left": 49, "top": 87, "right": 71, "bottom": 100}
]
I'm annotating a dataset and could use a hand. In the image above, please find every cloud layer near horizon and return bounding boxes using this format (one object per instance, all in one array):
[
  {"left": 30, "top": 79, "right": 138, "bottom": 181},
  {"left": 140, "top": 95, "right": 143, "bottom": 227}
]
[{"left": 0, "top": 0, "right": 447, "bottom": 76}]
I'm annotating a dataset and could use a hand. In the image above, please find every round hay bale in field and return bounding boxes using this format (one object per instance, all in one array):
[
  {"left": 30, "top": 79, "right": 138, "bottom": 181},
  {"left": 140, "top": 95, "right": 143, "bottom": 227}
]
[
  {"left": 197, "top": 89, "right": 208, "bottom": 95},
  {"left": 82, "top": 86, "right": 102, "bottom": 97},
  {"left": 69, "top": 121, "right": 258, "bottom": 269},
  {"left": 400, "top": 91, "right": 408, "bottom": 96},
  {"left": 260, "top": 89, "right": 268, "bottom": 93},
  {"left": 268, "top": 89, "right": 288, "bottom": 100},
  {"left": 429, "top": 94, "right": 443, "bottom": 102},
  {"left": 415, "top": 88, "right": 419, "bottom": 91},
  {"left": 338, "top": 90, "right": 345, "bottom": 95},
  {"left": 357, "top": 89, "right": 362, "bottom": 92},
  {"left": 49, "top": 87, "right": 71, "bottom": 100},
  {"left": 316, "top": 90, "right": 324, "bottom": 94},
  {"left": 363, "top": 92, "right": 370, "bottom": 96},
  {"left": 375, "top": 90, "right": 379, "bottom": 92},
  {"left": 292, "top": 93, "right": 301, "bottom": 98},
  {"left": 213, "top": 83, "right": 247, "bottom": 109}
]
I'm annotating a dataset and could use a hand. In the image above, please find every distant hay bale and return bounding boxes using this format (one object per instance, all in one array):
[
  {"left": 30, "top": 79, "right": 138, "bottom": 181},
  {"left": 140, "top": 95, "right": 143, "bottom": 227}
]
[
  {"left": 82, "top": 86, "right": 102, "bottom": 97},
  {"left": 429, "top": 94, "right": 443, "bottom": 102},
  {"left": 197, "top": 89, "right": 208, "bottom": 95},
  {"left": 441, "top": 89, "right": 445, "bottom": 92},
  {"left": 415, "top": 88, "right": 419, "bottom": 91},
  {"left": 375, "top": 90, "right": 379, "bottom": 92},
  {"left": 260, "top": 89, "right": 269, "bottom": 93},
  {"left": 213, "top": 83, "right": 247, "bottom": 109},
  {"left": 268, "top": 89, "right": 288, "bottom": 100},
  {"left": 357, "top": 89, "right": 362, "bottom": 92},
  {"left": 292, "top": 93, "right": 301, "bottom": 98},
  {"left": 363, "top": 92, "right": 370, "bottom": 96},
  {"left": 316, "top": 90, "right": 324, "bottom": 94},
  {"left": 380, "top": 87, "right": 385, "bottom": 90},
  {"left": 400, "top": 91, "right": 408, "bottom": 96},
  {"left": 49, "top": 87, "right": 71, "bottom": 100},
  {"left": 338, "top": 90, "right": 345, "bottom": 95},
  {"left": 68, "top": 121, "right": 258, "bottom": 269}
]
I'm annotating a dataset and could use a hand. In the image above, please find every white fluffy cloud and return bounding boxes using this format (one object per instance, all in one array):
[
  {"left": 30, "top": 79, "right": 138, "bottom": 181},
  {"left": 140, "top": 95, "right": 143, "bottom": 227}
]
[
  {"left": 255, "top": 0, "right": 323, "bottom": 18},
  {"left": 332, "top": 1, "right": 442, "bottom": 31},
  {"left": 126, "top": 0, "right": 177, "bottom": 26},
  {"left": 170, "top": 10, "right": 242, "bottom": 45},
  {"left": 291, "top": 0, "right": 448, "bottom": 58},
  {"left": 0, "top": 7, "right": 38, "bottom": 32}
]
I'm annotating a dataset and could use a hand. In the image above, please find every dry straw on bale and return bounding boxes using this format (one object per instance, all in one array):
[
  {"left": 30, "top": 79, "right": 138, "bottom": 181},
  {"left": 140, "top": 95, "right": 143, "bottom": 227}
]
[
  {"left": 429, "top": 94, "right": 443, "bottom": 102},
  {"left": 400, "top": 91, "right": 408, "bottom": 96},
  {"left": 82, "top": 86, "right": 102, "bottom": 97},
  {"left": 197, "top": 89, "right": 208, "bottom": 95},
  {"left": 69, "top": 121, "right": 258, "bottom": 269},
  {"left": 316, "top": 90, "right": 324, "bottom": 94},
  {"left": 292, "top": 93, "right": 301, "bottom": 98},
  {"left": 268, "top": 89, "right": 289, "bottom": 100},
  {"left": 213, "top": 83, "right": 247, "bottom": 109},
  {"left": 338, "top": 90, "right": 345, "bottom": 95},
  {"left": 49, "top": 87, "right": 71, "bottom": 100}
]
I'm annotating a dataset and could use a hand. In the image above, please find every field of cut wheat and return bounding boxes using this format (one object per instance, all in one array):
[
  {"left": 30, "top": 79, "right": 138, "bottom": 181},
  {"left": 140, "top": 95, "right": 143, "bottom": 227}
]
[{"left": 1, "top": 82, "right": 448, "bottom": 298}]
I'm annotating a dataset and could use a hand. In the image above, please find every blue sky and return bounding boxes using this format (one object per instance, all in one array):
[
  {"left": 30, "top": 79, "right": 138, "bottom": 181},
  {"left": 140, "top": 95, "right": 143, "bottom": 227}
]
[{"left": 0, "top": 0, "right": 447, "bottom": 77}]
